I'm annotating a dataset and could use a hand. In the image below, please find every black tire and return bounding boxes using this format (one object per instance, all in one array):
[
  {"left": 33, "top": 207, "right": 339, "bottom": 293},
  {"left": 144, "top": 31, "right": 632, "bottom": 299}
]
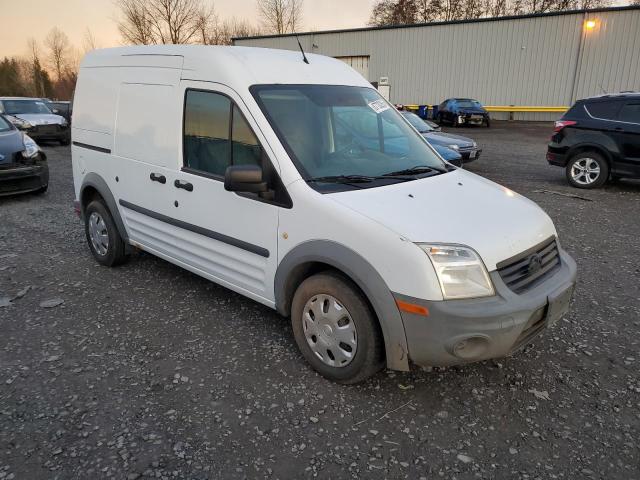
[
  {"left": 34, "top": 184, "right": 48, "bottom": 195},
  {"left": 565, "top": 151, "right": 609, "bottom": 189},
  {"left": 485, "top": 117, "right": 491, "bottom": 128},
  {"left": 84, "top": 199, "right": 128, "bottom": 266},
  {"left": 291, "top": 272, "right": 384, "bottom": 384},
  {"left": 450, "top": 115, "right": 458, "bottom": 127}
]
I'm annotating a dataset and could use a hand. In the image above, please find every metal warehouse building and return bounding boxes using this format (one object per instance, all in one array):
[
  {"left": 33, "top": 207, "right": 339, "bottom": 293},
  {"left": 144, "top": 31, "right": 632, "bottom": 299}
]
[{"left": 234, "top": 6, "right": 640, "bottom": 121}]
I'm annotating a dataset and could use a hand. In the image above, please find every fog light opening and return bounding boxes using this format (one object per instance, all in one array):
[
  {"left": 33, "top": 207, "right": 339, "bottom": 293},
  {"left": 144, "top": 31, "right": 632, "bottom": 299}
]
[{"left": 450, "top": 336, "right": 490, "bottom": 360}]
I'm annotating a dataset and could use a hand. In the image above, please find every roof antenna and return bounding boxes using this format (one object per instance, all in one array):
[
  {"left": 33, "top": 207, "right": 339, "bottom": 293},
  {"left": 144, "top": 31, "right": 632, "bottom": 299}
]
[{"left": 295, "top": 35, "right": 309, "bottom": 64}]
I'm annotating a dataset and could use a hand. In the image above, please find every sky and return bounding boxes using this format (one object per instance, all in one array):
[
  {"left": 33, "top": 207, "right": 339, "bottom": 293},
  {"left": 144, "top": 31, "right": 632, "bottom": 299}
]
[{"left": 0, "top": 0, "right": 377, "bottom": 59}]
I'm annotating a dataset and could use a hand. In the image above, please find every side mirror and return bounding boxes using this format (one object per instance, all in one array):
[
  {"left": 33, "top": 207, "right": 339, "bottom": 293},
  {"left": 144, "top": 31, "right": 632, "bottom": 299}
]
[{"left": 224, "top": 165, "right": 268, "bottom": 194}]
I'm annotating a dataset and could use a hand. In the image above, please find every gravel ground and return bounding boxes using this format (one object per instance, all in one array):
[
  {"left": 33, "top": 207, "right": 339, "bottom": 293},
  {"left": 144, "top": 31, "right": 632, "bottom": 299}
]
[{"left": 1, "top": 121, "right": 639, "bottom": 479}]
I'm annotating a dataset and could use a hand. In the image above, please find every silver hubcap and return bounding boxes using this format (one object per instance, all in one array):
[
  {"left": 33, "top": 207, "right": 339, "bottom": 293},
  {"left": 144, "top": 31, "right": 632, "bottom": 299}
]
[
  {"left": 570, "top": 158, "right": 600, "bottom": 185},
  {"left": 88, "top": 212, "right": 109, "bottom": 256},
  {"left": 302, "top": 294, "right": 357, "bottom": 367}
]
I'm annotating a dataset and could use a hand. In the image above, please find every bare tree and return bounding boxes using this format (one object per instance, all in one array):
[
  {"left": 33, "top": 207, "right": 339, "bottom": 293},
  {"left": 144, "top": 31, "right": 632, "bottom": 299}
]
[
  {"left": 369, "top": 0, "right": 610, "bottom": 25},
  {"left": 44, "top": 27, "right": 71, "bottom": 81},
  {"left": 256, "top": 0, "right": 304, "bottom": 34},
  {"left": 194, "top": 4, "right": 219, "bottom": 44},
  {"left": 116, "top": 0, "right": 158, "bottom": 44},
  {"left": 82, "top": 28, "right": 100, "bottom": 53},
  {"left": 116, "top": 0, "right": 211, "bottom": 45}
]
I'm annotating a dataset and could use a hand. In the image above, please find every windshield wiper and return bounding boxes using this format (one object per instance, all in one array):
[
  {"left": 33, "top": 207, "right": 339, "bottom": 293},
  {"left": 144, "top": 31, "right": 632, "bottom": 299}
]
[
  {"left": 382, "top": 165, "right": 447, "bottom": 177},
  {"left": 307, "top": 174, "right": 412, "bottom": 184}
]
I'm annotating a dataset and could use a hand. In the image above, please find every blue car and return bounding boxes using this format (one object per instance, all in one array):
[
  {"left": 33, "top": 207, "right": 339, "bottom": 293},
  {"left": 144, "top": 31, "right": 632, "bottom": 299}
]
[
  {"left": 436, "top": 98, "right": 491, "bottom": 128},
  {"left": 0, "top": 114, "right": 48, "bottom": 195},
  {"left": 401, "top": 111, "right": 481, "bottom": 163},
  {"left": 430, "top": 143, "right": 462, "bottom": 165}
]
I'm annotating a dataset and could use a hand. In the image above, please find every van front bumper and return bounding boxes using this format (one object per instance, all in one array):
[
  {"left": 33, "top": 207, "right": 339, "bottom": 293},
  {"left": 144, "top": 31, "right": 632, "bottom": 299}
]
[{"left": 395, "top": 249, "right": 577, "bottom": 367}]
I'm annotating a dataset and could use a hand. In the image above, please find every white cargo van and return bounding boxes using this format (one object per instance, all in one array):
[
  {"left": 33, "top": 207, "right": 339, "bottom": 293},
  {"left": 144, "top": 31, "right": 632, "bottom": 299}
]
[{"left": 72, "top": 46, "right": 576, "bottom": 383}]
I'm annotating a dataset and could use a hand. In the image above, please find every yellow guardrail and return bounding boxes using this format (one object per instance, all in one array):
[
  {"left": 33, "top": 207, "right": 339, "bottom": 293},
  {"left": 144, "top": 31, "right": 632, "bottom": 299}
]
[
  {"left": 402, "top": 104, "right": 568, "bottom": 113},
  {"left": 404, "top": 105, "right": 569, "bottom": 113},
  {"left": 485, "top": 106, "right": 569, "bottom": 113}
]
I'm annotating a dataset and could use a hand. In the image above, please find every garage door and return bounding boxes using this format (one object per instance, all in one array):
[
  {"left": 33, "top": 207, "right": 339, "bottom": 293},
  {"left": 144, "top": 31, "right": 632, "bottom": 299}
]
[{"left": 335, "top": 56, "right": 370, "bottom": 81}]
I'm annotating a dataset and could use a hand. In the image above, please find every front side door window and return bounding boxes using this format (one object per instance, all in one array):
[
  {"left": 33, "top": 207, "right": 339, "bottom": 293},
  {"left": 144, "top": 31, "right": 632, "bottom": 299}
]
[{"left": 183, "top": 90, "right": 262, "bottom": 178}]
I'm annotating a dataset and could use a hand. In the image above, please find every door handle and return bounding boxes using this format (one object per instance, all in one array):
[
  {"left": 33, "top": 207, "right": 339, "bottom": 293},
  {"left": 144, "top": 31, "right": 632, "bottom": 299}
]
[
  {"left": 150, "top": 172, "right": 166, "bottom": 184},
  {"left": 174, "top": 179, "right": 194, "bottom": 192}
]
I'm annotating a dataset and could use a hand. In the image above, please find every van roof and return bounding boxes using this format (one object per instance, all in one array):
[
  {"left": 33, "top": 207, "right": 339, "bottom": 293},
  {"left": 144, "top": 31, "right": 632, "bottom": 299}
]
[{"left": 81, "top": 45, "right": 371, "bottom": 91}]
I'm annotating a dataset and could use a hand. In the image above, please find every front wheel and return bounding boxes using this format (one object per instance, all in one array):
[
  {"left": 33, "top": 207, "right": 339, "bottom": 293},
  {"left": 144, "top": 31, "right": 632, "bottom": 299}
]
[
  {"left": 291, "top": 272, "right": 384, "bottom": 384},
  {"left": 84, "top": 200, "right": 128, "bottom": 266},
  {"left": 566, "top": 152, "right": 609, "bottom": 189}
]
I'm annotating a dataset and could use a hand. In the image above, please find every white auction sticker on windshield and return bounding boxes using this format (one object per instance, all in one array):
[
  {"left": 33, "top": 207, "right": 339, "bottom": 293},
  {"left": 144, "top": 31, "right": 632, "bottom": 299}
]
[{"left": 368, "top": 99, "right": 390, "bottom": 114}]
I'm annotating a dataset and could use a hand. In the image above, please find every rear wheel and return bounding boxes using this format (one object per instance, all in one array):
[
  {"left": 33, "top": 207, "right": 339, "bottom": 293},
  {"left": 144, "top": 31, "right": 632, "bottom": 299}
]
[
  {"left": 84, "top": 200, "right": 128, "bottom": 266},
  {"left": 566, "top": 151, "right": 609, "bottom": 189},
  {"left": 291, "top": 272, "right": 384, "bottom": 384}
]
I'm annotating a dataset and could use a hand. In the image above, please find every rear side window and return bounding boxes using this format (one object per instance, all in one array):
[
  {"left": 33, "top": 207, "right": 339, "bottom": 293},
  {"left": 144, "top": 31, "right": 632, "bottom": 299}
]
[
  {"left": 585, "top": 100, "right": 623, "bottom": 120},
  {"left": 618, "top": 102, "right": 640, "bottom": 123},
  {"left": 183, "top": 90, "right": 262, "bottom": 177},
  {"left": 563, "top": 102, "right": 586, "bottom": 119}
]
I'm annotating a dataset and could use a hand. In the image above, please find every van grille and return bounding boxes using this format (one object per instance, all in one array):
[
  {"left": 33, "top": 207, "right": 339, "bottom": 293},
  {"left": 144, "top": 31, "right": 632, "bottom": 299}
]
[{"left": 497, "top": 237, "right": 560, "bottom": 294}]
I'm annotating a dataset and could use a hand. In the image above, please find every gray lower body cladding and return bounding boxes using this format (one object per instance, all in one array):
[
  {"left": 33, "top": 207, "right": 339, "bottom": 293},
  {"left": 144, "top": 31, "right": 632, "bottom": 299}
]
[{"left": 396, "top": 249, "right": 577, "bottom": 367}]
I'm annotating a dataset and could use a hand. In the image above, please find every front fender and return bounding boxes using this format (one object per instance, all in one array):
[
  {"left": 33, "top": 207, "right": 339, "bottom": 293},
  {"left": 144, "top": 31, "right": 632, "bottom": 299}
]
[{"left": 275, "top": 240, "right": 410, "bottom": 371}]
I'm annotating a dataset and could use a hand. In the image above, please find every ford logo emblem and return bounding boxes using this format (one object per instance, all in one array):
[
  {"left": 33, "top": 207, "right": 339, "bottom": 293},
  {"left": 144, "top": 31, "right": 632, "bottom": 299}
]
[{"left": 527, "top": 253, "right": 543, "bottom": 274}]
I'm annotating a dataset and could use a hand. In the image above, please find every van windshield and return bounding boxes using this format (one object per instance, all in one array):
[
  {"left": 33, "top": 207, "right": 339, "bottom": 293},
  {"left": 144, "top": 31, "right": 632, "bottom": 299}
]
[{"left": 251, "top": 85, "right": 447, "bottom": 190}]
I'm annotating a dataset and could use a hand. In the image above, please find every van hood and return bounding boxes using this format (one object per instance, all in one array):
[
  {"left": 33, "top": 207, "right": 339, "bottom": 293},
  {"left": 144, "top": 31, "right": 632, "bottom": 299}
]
[
  {"left": 328, "top": 169, "right": 556, "bottom": 270},
  {"left": 13, "top": 113, "right": 66, "bottom": 126}
]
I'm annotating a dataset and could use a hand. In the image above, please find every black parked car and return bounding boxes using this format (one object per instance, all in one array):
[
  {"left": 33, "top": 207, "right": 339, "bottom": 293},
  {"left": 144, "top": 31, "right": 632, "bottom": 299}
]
[
  {"left": 47, "top": 100, "right": 72, "bottom": 124},
  {"left": 0, "top": 114, "right": 48, "bottom": 195},
  {"left": 547, "top": 93, "right": 640, "bottom": 188},
  {"left": 436, "top": 98, "right": 491, "bottom": 127}
]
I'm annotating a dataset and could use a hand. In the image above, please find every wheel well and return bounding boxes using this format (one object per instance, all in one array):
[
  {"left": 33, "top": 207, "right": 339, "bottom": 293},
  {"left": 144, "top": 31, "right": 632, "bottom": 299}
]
[
  {"left": 568, "top": 145, "right": 612, "bottom": 167},
  {"left": 281, "top": 262, "right": 336, "bottom": 317},
  {"left": 80, "top": 186, "right": 103, "bottom": 215}
]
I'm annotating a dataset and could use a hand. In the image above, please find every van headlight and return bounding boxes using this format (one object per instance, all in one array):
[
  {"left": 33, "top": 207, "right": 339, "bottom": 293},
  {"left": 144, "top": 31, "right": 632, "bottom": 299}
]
[
  {"left": 419, "top": 244, "right": 495, "bottom": 299},
  {"left": 22, "top": 134, "right": 40, "bottom": 159}
]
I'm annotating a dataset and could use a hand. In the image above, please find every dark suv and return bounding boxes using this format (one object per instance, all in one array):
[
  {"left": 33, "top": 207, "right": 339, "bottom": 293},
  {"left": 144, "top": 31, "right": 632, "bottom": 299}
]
[{"left": 547, "top": 93, "right": 640, "bottom": 188}]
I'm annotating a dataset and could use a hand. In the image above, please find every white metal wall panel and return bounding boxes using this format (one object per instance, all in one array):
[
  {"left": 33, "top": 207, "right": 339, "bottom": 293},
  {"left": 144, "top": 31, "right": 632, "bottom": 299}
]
[
  {"left": 236, "top": 8, "right": 640, "bottom": 121},
  {"left": 335, "top": 56, "right": 370, "bottom": 80}
]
